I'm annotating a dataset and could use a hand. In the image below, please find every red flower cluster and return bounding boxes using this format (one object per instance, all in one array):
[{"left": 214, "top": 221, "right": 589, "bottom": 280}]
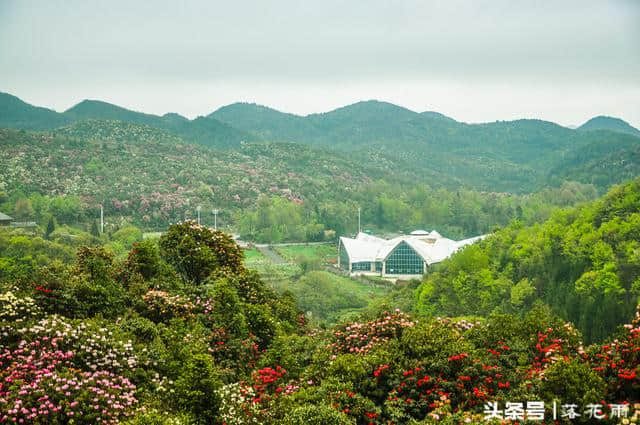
[
  {"left": 448, "top": 353, "right": 468, "bottom": 362},
  {"left": 34, "top": 285, "right": 53, "bottom": 294},
  {"left": 373, "top": 364, "right": 389, "bottom": 378}
]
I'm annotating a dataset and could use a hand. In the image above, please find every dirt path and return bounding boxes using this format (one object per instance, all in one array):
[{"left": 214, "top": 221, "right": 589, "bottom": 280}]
[{"left": 256, "top": 245, "right": 287, "bottom": 264}]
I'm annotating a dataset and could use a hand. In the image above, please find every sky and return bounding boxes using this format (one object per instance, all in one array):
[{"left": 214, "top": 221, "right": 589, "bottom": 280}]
[{"left": 1, "top": 0, "right": 639, "bottom": 127}]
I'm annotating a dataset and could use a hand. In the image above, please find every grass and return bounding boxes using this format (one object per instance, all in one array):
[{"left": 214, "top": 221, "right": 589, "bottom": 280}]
[
  {"left": 274, "top": 244, "right": 336, "bottom": 264},
  {"left": 272, "top": 270, "right": 392, "bottom": 324},
  {"left": 243, "top": 248, "right": 268, "bottom": 267},
  {"left": 244, "top": 243, "right": 392, "bottom": 324}
]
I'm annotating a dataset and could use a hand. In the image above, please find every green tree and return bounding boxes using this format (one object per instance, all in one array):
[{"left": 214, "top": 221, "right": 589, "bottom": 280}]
[
  {"left": 45, "top": 216, "right": 56, "bottom": 240},
  {"left": 159, "top": 221, "right": 244, "bottom": 285}
]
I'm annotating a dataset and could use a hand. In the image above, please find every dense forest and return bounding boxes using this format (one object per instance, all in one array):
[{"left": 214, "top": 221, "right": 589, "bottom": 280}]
[{"left": 1, "top": 180, "right": 640, "bottom": 424}]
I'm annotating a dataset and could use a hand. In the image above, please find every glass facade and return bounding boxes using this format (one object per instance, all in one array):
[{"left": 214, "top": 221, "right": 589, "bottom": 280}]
[
  {"left": 339, "top": 242, "right": 350, "bottom": 271},
  {"left": 385, "top": 241, "right": 424, "bottom": 275},
  {"left": 375, "top": 262, "right": 382, "bottom": 272},
  {"left": 352, "top": 261, "right": 371, "bottom": 271}
]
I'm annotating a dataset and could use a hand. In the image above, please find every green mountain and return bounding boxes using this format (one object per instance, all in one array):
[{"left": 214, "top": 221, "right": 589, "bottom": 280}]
[
  {"left": 549, "top": 130, "right": 640, "bottom": 188},
  {"left": 0, "top": 92, "right": 72, "bottom": 130},
  {"left": 210, "top": 100, "right": 640, "bottom": 192},
  {"left": 578, "top": 115, "right": 640, "bottom": 137},
  {"left": 2, "top": 92, "right": 640, "bottom": 193},
  {"left": 64, "top": 99, "right": 254, "bottom": 148}
]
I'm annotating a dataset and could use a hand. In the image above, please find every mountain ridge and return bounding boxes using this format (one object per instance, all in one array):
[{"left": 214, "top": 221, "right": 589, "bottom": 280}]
[{"left": 2, "top": 92, "right": 640, "bottom": 192}]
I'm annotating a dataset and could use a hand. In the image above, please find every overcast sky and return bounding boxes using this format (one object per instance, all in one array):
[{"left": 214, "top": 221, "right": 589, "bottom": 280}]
[{"left": 1, "top": 0, "right": 639, "bottom": 127}]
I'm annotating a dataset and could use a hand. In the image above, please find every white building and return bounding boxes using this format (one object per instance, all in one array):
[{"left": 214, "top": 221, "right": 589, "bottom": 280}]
[{"left": 338, "top": 229, "right": 485, "bottom": 279}]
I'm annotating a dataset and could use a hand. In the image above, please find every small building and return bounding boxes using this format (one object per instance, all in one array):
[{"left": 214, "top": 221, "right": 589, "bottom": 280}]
[
  {"left": 0, "top": 212, "right": 13, "bottom": 226},
  {"left": 338, "top": 229, "right": 486, "bottom": 280}
]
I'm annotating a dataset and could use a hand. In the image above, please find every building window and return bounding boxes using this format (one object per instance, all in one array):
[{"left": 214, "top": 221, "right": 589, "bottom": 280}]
[
  {"left": 339, "top": 243, "right": 350, "bottom": 271},
  {"left": 385, "top": 241, "right": 424, "bottom": 275},
  {"left": 375, "top": 262, "right": 382, "bottom": 272},
  {"left": 352, "top": 261, "right": 371, "bottom": 271}
]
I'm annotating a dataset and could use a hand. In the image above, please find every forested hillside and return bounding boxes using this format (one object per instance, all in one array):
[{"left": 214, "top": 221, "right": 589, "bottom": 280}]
[
  {"left": 415, "top": 178, "right": 640, "bottom": 343},
  {"left": 0, "top": 121, "right": 601, "bottom": 242},
  {"left": 211, "top": 101, "right": 640, "bottom": 193}
]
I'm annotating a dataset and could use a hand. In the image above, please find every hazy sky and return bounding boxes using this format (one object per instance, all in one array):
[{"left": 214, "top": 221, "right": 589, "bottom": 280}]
[{"left": 1, "top": 0, "right": 639, "bottom": 127}]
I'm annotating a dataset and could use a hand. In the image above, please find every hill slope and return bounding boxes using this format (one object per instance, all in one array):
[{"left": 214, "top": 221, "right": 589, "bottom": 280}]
[
  {"left": 211, "top": 100, "right": 640, "bottom": 192},
  {"left": 416, "top": 177, "right": 640, "bottom": 342},
  {"left": 0, "top": 92, "right": 72, "bottom": 130}
]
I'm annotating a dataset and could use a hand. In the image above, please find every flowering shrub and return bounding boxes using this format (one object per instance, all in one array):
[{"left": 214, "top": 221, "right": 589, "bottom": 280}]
[
  {"left": 0, "top": 291, "right": 41, "bottom": 323},
  {"left": 587, "top": 304, "right": 640, "bottom": 401},
  {"left": 527, "top": 322, "right": 585, "bottom": 379},
  {"left": 215, "top": 365, "right": 296, "bottom": 424},
  {"left": 330, "top": 310, "right": 415, "bottom": 355},
  {"left": 142, "top": 290, "right": 195, "bottom": 322},
  {"left": 383, "top": 351, "right": 510, "bottom": 422},
  {"left": 0, "top": 337, "right": 137, "bottom": 424},
  {"left": 0, "top": 315, "right": 139, "bottom": 377},
  {"left": 217, "top": 382, "right": 262, "bottom": 425}
]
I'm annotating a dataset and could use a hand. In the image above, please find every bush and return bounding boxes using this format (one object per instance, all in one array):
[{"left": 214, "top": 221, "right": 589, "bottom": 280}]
[
  {"left": 125, "top": 239, "right": 163, "bottom": 281},
  {"left": 61, "top": 275, "right": 127, "bottom": 318},
  {"left": 539, "top": 358, "right": 607, "bottom": 407},
  {"left": 282, "top": 404, "right": 355, "bottom": 425},
  {"left": 172, "top": 353, "right": 223, "bottom": 423}
]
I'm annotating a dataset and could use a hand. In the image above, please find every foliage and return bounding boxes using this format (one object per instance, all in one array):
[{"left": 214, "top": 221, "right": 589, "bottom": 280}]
[
  {"left": 416, "top": 178, "right": 640, "bottom": 342},
  {"left": 159, "top": 221, "right": 244, "bottom": 284}
]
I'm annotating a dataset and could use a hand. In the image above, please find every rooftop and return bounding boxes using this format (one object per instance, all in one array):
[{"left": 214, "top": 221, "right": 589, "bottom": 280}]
[{"left": 340, "top": 230, "right": 486, "bottom": 265}]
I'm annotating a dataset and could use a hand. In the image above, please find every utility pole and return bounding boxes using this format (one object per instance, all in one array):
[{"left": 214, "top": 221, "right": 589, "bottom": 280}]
[
  {"left": 212, "top": 209, "right": 219, "bottom": 230},
  {"left": 100, "top": 204, "right": 104, "bottom": 234},
  {"left": 197, "top": 206, "right": 201, "bottom": 225}
]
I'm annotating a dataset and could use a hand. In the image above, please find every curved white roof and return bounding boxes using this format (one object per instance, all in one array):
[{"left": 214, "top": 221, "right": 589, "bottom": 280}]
[{"left": 340, "top": 230, "right": 487, "bottom": 266}]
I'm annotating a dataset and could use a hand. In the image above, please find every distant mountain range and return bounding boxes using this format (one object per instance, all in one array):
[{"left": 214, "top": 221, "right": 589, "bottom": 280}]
[
  {"left": 1, "top": 91, "right": 639, "bottom": 193},
  {"left": 0, "top": 92, "right": 255, "bottom": 148}
]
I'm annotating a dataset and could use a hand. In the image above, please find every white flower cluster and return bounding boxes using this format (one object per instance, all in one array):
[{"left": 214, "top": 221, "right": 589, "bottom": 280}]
[
  {"left": 151, "top": 372, "right": 175, "bottom": 394},
  {"left": 216, "top": 382, "right": 262, "bottom": 425},
  {"left": 0, "top": 315, "right": 140, "bottom": 374},
  {"left": 0, "top": 291, "right": 42, "bottom": 323}
]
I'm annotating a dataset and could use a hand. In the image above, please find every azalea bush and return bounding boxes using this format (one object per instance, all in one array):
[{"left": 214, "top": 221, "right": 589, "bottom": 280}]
[
  {"left": 0, "top": 315, "right": 141, "bottom": 377},
  {"left": 330, "top": 310, "right": 415, "bottom": 356},
  {"left": 0, "top": 337, "right": 137, "bottom": 424},
  {"left": 0, "top": 290, "right": 41, "bottom": 323}
]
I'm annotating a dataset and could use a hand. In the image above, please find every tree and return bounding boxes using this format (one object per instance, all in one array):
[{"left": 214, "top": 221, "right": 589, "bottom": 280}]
[
  {"left": 91, "top": 220, "right": 100, "bottom": 237},
  {"left": 13, "top": 198, "right": 34, "bottom": 220},
  {"left": 45, "top": 216, "right": 56, "bottom": 239},
  {"left": 159, "top": 220, "right": 245, "bottom": 285}
]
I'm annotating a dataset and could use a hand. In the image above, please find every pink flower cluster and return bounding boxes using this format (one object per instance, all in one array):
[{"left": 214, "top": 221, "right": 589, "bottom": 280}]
[
  {"left": 330, "top": 310, "right": 415, "bottom": 355},
  {"left": 0, "top": 338, "right": 137, "bottom": 424}
]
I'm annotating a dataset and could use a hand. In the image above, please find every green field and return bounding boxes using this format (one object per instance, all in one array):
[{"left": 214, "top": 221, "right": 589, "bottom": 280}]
[
  {"left": 243, "top": 244, "right": 392, "bottom": 324},
  {"left": 242, "top": 248, "right": 268, "bottom": 267},
  {"left": 274, "top": 243, "right": 337, "bottom": 264}
]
